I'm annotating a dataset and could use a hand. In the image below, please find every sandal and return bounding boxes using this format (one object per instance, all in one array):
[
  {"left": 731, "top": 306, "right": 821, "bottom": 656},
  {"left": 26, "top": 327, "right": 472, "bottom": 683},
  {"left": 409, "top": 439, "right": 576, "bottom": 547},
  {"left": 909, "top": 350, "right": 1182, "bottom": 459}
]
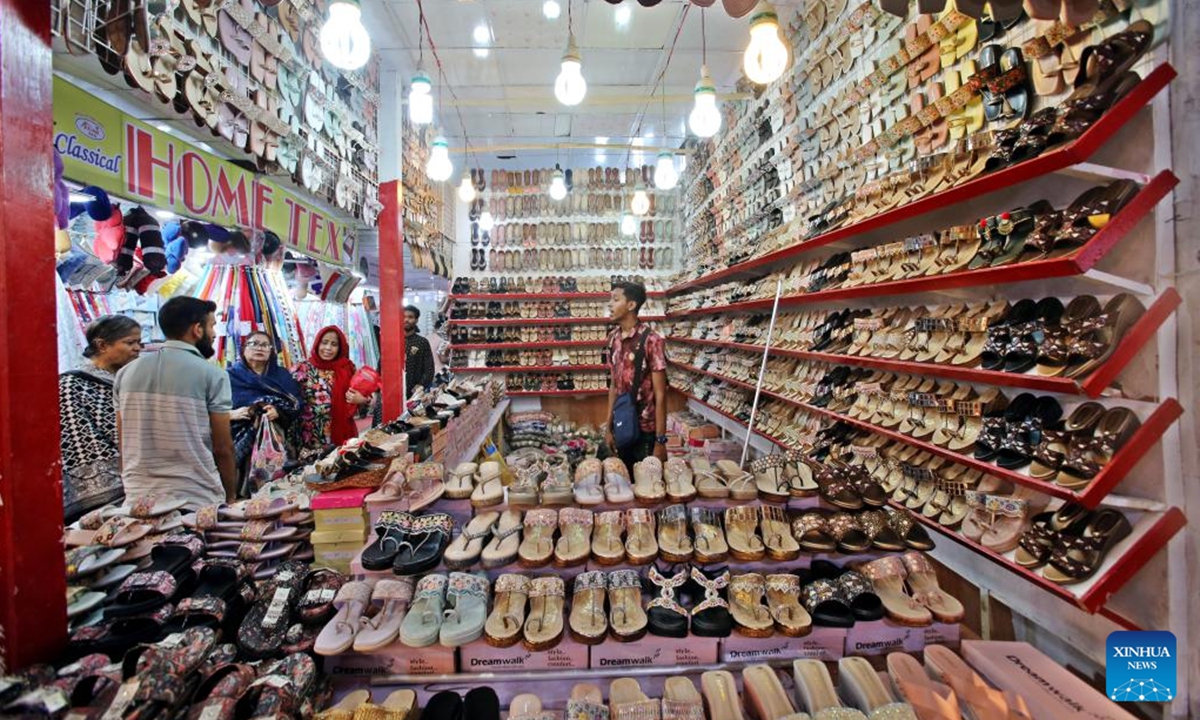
[
  {"left": 313, "top": 581, "right": 373, "bottom": 655},
  {"left": 646, "top": 564, "right": 689, "bottom": 639},
  {"left": 657, "top": 505, "right": 694, "bottom": 563},
  {"left": 664, "top": 458, "right": 697, "bottom": 503},
  {"left": 764, "top": 574, "right": 812, "bottom": 637},
  {"left": 440, "top": 572, "right": 490, "bottom": 647},
  {"left": 397, "top": 574, "right": 447, "bottom": 648},
  {"left": 607, "top": 570, "right": 648, "bottom": 642},
  {"left": 750, "top": 455, "right": 791, "bottom": 502},
  {"left": 443, "top": 512, "right": 498, "bottom": 571},
  {"left": 858, "top": 556, "right": 933, "bottom": 627},
  {"left": 480, "top": 510, "right": 523, "bottom": 569},
  {"left": 444, "top": 462, "right": 477, "bottom": 499},
  {"left": 553, "top": 508, "right": 594, "bottom": 567},
  {"left": 624, "top": 508, "right": 659, "bottom": 565},
  {"left": 523, "top": 577, "right": 565, "bottom": 651},
  {"left": 632, "top": 457, "right": 666, "bottom": 504},
  {"left": 352, "top": 578, "right": 414, "bottom": 653},
  {"left": 688, "top": 566, "right": 732, "bottom": 638},
  {"left": 517, "top": 509, "right": 557, "bottom": 568},
  {"left": 1041, "top": 508, "right": 1132, "bottom": 585},
  {"left": 759, "top": 505, "right": 800, "bottom": 561},
  {"left": 484, "top": 573, "right": 530, "bottom": 648},
  {"left": 724, "top": 506, "right": 766, "bottom": 562},
  {"left": 592, "top": 511, "right": 626, "bottom": 565},
  {"left": 690, "top": 508, "right": 730, "bottom": 564}
]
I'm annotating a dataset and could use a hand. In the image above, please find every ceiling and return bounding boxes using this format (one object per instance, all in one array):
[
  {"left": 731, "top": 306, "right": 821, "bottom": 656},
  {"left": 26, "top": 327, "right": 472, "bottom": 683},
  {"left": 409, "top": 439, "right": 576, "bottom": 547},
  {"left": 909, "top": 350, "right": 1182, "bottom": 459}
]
[{"left": 360, "top": 0, "right": 803, "bottom": 168}]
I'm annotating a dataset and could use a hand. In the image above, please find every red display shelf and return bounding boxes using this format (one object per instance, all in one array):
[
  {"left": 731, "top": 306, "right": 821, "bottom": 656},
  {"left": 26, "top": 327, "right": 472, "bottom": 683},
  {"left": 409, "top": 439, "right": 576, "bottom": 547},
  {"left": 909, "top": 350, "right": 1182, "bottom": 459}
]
[
  {"left": 668, "top": 361, "right": 1182, "bottom": 508},
  {"left": 449, "top": 340, "right": 608, "bottom": 351},
  {"left": 675, "top": 390, "right": 790, "bottom": 449},
  {"left": 508, "top": 389, "right": 609, "bottom": 397},
  {"left": 667, "top": 170, "right": 1177, "bottom": 317},
  {"left": 451, "top": 291, "right": 665, "bottom": 301},
  {"left": 901, "top": 500, "right": 1186, "bottom": 619},
  {"left": 456, "top": 365, "right": 608, "bottom": 373},
  {"left": 667, "top": 287, "right": 1181, "bottom": 399},
  {"left": 450, "top": 316, "right": 664, "bottom": 326},
  {"left": 668, "top": 64, "right": 1176, "bottom": 295}
]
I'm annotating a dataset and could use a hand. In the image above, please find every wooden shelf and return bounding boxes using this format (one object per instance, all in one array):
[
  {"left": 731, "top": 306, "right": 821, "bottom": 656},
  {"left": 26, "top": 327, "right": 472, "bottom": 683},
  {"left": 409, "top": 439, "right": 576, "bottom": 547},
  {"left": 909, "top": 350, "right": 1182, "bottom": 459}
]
[
  {"left": 668, "top": 361, "right": 1182, "bottom": 509},
  {"left": 666, "top": 287, "right": 1181, "bottom": 400},
  {"left": 508, "top": 389, "right": 609, "bottom": 397},
  {"left": 667, "top": 64, "right": 1177, "bottom": 295},
  {"left": 666, "top": 170, "right": 1177, "bottom": 317}
]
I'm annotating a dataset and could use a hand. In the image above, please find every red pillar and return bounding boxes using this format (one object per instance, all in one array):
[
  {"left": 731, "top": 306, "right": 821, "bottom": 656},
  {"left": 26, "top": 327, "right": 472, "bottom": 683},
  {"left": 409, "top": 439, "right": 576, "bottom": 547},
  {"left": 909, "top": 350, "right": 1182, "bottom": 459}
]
[
  {"left": 378, "top": 180, "right": 406, "bottom": 419},
  {"left": 0, "top": 0, "right": 68, "bottom": 669}
]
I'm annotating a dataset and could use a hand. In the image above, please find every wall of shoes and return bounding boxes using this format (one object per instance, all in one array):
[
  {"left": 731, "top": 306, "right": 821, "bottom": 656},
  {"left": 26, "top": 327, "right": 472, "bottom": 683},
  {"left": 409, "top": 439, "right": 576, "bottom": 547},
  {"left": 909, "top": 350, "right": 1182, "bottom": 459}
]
[
  {"left": 403, "top": 120, "right": 454, "bottom": 279},
  {"left": 447, "top": 165, "right": 675, "bottom": 398},
  {"left": 662, "top": 0, "right": 1184, "bottom": 673},
  {"left": 51, "top": 0, "right": 382, "bottom": 226}
]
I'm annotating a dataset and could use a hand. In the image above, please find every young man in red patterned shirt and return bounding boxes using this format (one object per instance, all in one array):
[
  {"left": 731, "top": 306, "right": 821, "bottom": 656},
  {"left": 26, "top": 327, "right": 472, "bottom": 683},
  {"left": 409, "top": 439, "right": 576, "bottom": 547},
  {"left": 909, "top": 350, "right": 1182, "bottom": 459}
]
[{"left": 605, "top": 281, "right": 669, "bottom": 472}]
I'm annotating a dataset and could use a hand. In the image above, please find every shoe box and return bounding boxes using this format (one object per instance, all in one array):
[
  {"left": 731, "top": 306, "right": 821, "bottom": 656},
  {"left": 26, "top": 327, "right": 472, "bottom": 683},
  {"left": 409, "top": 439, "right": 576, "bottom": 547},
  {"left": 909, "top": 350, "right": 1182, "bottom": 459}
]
[{"left": 311, "top": 487, "right": 372, "bottom": 574}]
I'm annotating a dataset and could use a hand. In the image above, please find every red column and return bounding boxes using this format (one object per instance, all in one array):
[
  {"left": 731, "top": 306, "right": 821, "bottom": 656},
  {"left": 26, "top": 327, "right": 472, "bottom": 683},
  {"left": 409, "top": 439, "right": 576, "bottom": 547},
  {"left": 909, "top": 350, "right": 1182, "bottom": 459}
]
[
  {"left": 0, "top": 0, "right": 68, "bottom": 668},
  {"left": 378, "top": 180, "right": 405, "bottom": 419}
]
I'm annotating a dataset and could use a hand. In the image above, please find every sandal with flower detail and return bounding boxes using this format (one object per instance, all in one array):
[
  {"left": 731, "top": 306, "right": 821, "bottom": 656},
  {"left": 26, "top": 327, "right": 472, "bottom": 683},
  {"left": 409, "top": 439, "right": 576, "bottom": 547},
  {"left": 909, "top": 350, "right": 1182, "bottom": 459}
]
[
  {"left": 724, "top": 506, "right": 766, "bottom": 562},
  {"left": 440, "top": 572, "right": 490, "bottom": 647}
]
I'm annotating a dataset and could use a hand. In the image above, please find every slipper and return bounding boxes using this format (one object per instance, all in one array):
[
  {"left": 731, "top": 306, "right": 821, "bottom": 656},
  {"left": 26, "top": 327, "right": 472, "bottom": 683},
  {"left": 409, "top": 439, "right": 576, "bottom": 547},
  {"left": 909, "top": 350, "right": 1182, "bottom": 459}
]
[
  {"left": 440, "top": 572, "right": 490, "bottom": 647},
  {"left": 206, "top": 518, "right": 300, "bottom": 543},
  {"left": 484, "top": 573, "right": 530, "bottom": 648},
  {"left": 602, "top": 458, "right": 634, "bottom": 504},
  {"left": 574, "top": 458, "right": 605, "bottom": 505},
  {"left": 312, "top": 581, "right": 373, "bottom": 656},
  {"left": 350, "top": 691, "right": 418, "bottom": 720},
  {"left": 91, "top": 517, "right": 152, "bottom": 548},
  {"left": 68, "top": 591, "right": 107, "bottom": 620},
  {"left": 237, "top": 560, "right": 309, "bottom": 659},
  {"left": 115, "top": 496, "right": 188, "bottom": 519},
  {"left": 294, "top": 569, "right": 346, "bottom": 626},
  {"left": 663, "top": 458, "right": 697, "bottom": 502},
  {"left": 220, "top": 498, "right": 297, "bottom": 521},
  {"left": 353, "top": 578, "right": 414, "bottom": 652},
  {"left": 65, "top": 546, "right": 127, "bottom": 580},
  {"left": 398, "top": 574, "right": 447, "bottom": 648},
  {"left": 443, "top": 512, "right": 498, "bottom": 570},
  {"left": 470, "top": 462, "right": 504, "bottom": 508},
  {"left": 313, "top": 689, "right": 370, "bottom": 720},
  {"left": 444, "top": 462, "right": 477, "bottom": 499}
]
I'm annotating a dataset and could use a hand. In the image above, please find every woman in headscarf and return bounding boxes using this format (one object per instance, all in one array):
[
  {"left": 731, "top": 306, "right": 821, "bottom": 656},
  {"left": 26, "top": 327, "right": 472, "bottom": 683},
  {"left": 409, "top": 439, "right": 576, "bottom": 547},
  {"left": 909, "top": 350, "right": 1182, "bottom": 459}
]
[
  {"left": 59, "top": 315, "right": 143, "bottom": 521},
  {"left": 228, "top": 331, "right": 304, "bottom": 479},
  {"left": 291, "top": 326, "right": 369, "bottom": 451}
]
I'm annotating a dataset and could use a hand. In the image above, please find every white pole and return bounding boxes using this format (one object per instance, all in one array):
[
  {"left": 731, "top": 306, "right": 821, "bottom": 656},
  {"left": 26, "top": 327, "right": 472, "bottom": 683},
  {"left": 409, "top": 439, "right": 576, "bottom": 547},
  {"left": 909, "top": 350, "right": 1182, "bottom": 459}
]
[{"left": 741, "top": 277, "right": 785, "bottom": 468}]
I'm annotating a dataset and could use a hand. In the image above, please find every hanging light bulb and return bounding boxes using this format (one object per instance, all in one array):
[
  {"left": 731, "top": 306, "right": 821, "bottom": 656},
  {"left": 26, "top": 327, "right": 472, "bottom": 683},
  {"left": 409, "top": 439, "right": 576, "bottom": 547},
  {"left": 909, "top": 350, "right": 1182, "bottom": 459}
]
[
  {"left": 549, "top": 166, "right": 568, "bottom": 200},
  {"left": 478, "top": 210, "right": 495, "bottom": 232},
  {"left": 409, "top": 69, "right": 433, "bottom": 125},
  {"left": 554, "top": 33, "right": 587, "bottom": 106},
  {"left": 319, "top": 0, "right": 371, "bottom": 70},
  {"left": 457, "top": 175, "right": 476, "bottom": 203},
  {"left": 631, "top": 182, "right": 650, "bottom": 216},
  {"left": 689, "top": 65, "right": 722, "bottom": 138},
  {"left": 425, "top": 134, "right": 453, "bottom": 182},
  {"left": 743, "top": 1, "right": 789, "bottom": 85},
  {"left": 654, "top": 151, "right": 679, "bottom": 191},
  {"left": 621, "top": 211, "right": 637, "bottom": 236}
]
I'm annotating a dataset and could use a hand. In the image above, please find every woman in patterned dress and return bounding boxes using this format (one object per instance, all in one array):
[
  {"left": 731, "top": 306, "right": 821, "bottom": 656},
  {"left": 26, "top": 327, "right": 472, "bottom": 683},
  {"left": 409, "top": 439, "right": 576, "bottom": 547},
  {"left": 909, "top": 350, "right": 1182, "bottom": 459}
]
[
  {"left": 291, "top": 326, "right": 369, "bottom": 452},
  {"left": 58, "top": 315, "right": 143, "bottom": 521}
]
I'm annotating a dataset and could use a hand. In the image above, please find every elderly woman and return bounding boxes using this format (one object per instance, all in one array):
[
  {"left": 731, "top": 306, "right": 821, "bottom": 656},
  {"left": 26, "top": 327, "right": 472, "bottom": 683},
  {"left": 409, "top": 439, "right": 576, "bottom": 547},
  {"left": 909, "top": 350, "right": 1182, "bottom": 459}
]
[
  {"left": 59, "top": 315, "right": 143, "bottom": 521},
  {"left": 228, "top": 331, "right": 304, "bottom": 483},
  {"left": 292, "top": 326, "right": 370, "bottom": 451}
]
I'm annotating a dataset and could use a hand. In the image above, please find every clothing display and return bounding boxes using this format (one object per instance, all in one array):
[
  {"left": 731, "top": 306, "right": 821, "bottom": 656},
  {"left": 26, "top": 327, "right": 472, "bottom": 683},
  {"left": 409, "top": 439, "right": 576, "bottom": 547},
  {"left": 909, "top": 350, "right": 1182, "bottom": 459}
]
[{"left": 15, "top": 0, "right": 1192, "bottom": 715}]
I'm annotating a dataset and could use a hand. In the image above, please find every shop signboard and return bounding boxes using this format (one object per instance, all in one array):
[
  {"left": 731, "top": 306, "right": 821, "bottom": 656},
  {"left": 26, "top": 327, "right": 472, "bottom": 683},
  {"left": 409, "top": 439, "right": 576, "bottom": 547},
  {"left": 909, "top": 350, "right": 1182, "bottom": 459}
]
[{"left": 53, "top": 78, "right": 355, "bottom": 266}]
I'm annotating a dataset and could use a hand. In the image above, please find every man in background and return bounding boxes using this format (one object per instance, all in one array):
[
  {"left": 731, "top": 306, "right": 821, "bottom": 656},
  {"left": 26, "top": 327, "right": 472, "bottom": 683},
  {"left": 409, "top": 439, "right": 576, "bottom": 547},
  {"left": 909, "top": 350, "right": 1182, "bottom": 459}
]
[
  {"left": 606, "top": 281, "right": 669, "bottom": 471},
  {"left": 115, "top": 296, "right": 237, "bottom": 507},
  {"left": 405, "top": 305, "right": 435, "bottom": 396}
]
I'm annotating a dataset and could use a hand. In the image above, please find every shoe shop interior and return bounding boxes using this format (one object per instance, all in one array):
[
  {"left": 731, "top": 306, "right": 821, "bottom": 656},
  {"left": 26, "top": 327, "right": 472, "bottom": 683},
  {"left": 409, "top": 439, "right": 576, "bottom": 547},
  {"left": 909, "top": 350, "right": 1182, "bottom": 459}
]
[{"left": 4, "top": 0, "right": 1200, "bottom": 717}]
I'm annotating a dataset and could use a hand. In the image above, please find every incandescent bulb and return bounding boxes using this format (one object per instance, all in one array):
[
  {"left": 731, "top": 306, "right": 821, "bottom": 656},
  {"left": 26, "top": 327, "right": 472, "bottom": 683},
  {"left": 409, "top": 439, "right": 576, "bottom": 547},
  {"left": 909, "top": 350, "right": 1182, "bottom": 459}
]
[
  {"left": 554, "top": 34, "right": 587, "bottom": 106},
  {"left": 409, "top": 70, "right": 433, "bottom": 125},
  {"left": 426, "top": 135, "right": 453, "bottom": 182},
  {"left": 319, "top": 0, "right": 371, "bottom": 70},
  {"left": 631, "top": 184, "right": 650, "bottom": 216},
  {"left": 654, "top": 151, "right": 679, "bottom": 191},
  {"left": 743, "top": 2, "right": 789, "bottom": 85},
  {"left": 478, "top": 210, "right": 495, "bottom": 232},
  {"left": 689, "top": 65, "right": 722, "bottom": 138},
  {"left": 549, "top": 169, "right": 568, "bottom": 200},
  {"left": 621, "top": 212, "right": 637, "bottom": 236},
  {"left": 457, "top": 176, "right": 476, "bottom": 203}
]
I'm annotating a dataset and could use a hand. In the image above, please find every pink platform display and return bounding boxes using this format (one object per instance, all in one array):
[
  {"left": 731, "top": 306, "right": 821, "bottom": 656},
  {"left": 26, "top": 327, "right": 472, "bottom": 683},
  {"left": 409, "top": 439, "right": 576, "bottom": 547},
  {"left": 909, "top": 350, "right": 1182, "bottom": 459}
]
[
  {"left": 324, "top": 643, "right": 457, "bottom": 677},
  {"left": 459, "top": 636, "right": 588, "bottom": 672},
  {"left": 720, "top": 627, "right": 846, "bottom": 663},
  {"left": 591, "top": 634, "right": 719, "bottom": 668}
]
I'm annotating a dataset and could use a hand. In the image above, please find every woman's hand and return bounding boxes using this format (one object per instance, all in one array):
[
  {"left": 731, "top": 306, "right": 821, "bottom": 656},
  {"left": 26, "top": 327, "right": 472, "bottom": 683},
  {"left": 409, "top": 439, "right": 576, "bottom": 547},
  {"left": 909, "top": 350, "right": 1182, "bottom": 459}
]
[
  {"left": 230, "top": 406, "right": 253, "bottom": 421},
  {"left": 262, "top": 405, "right": 280, "bottom": 421},
  {"left": 346, "top": 389, "right": 369, "bottom": 405}
]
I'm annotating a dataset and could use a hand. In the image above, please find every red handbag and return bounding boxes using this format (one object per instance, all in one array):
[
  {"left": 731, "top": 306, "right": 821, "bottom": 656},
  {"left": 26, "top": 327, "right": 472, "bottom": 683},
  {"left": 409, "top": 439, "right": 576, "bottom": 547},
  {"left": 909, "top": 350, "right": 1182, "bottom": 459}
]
[{"left": 350, "top": 366, "right": 381, "bottom": 396}]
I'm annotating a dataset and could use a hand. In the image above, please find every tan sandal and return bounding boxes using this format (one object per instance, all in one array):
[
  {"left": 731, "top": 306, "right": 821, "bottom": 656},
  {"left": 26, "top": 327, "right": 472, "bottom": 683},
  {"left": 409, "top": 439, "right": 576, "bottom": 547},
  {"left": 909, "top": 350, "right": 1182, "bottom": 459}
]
[
  {"left": 517, "top": 509, "right": 556, "bottom": 568},
  {"left": 724, "top": 506, "right": 766, "bottom": 561},
  {"left": 632, "top": 456, "right": 666, "bottom": 505},
  {"left": 858, "top": 556, "right": 933, "bottom": 627},
  {"left": 743, "top": 664, "right": 800, "bottom": 720},
  {"left": 760, "top": 506, "right": 800, "bottom": 561},
  {"left": 664, "top": 458, "right": 697, "bottom": 502},
  {"left": 484, "top": 573, "right": 530, "bottom": 648},
  {"left": 657, "top": 504, "right": 694, "bottom": 563},
  {"left": 480, "top": 510, "right": 522, "bottom": 569},
  {"left": 591, "top": 511, "right": 626, "bottom": 565},
  {"left": 624, "top": 509, "right": 658, "bottom": 565},
  {"left": 609, "top": 678, "right": 660, "bottom": 720},
  {"left": 568, "top": 571, "right": 608, "bottom": 645},
  {"left": 607, "top": 569, "right": 648, "bottom": 642},
  {"left": 553, "top": 508, "right": 593, "bottom": 567},
  {"left": 729, "top": 573, "right": 775, "bottom": 638},
  {"left": 522, "top": 577, "right": 565, "bottom": 651},
  {"left": 765, "top": 574, "right": 812, "bottom": 638},
  {"left": 691, "top": 508, "right": 729, "bottom": 564}
]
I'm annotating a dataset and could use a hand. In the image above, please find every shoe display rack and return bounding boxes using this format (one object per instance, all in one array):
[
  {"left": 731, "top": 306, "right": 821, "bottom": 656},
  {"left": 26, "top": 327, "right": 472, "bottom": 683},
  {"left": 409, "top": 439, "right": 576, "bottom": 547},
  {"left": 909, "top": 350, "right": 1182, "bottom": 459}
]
[
  {"left": 403, "top": 119, "right": 453, "bottom": 279},
  {"left": 661, "top": 3, "right": 1184, "bottom": 644},
  {"left": 50, "top": 0, "right": 382, "bottom": 223}
]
